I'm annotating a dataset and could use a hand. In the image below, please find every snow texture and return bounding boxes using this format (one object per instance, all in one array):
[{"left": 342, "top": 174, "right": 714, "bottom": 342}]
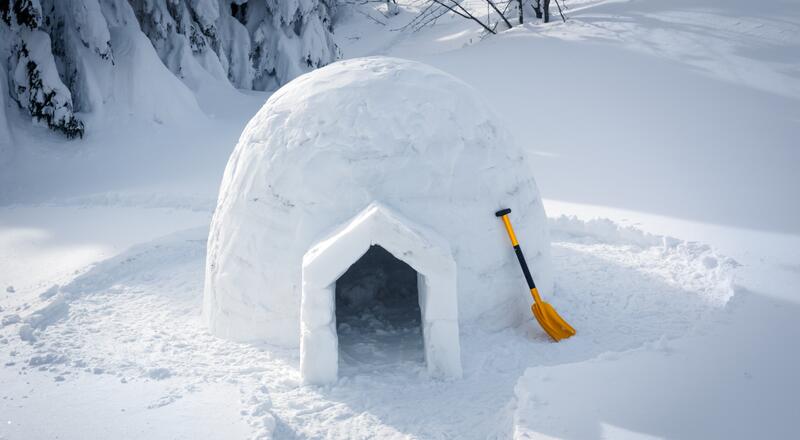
[
  {"left": 2, "top": 0, "right": 798, "bottom": 437},
  {"left": 204, "top": 57, "right": 553, "bottom": 352},
  {"left": 107, "top": 25, "right": 204, "bottom": 125},
  {"left": 0, "top": 213, "right": 739, "bottom": 439}
]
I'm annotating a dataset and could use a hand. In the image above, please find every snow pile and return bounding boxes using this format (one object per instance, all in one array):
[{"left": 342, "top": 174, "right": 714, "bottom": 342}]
[
  {"left": 107, "top": 26, "right": 202, "bottom": 125},
  {"left": 550, "top": 215, "right": 737, "bottom": 306},
  {"left": 204, "top": 57, "right": 552, "bottom": 374}
]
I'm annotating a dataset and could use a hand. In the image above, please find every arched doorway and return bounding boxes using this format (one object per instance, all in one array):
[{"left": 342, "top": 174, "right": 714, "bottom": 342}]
[
  {"left": 335, "top": 244, "right": 424, "bottom": 375},
  {"left": 300, "top": 203, "right": 462, "bottom": 384}
]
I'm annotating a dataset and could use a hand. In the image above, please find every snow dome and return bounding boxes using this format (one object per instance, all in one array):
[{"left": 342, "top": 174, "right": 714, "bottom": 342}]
[{"left": 203, "top": 57, "right": 553, "bottom": 384}]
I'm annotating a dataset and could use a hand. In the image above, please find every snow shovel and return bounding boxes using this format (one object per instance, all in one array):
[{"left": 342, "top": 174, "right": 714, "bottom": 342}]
[{"left": 495, "top": 208, "right": 576, "bottom": 341}]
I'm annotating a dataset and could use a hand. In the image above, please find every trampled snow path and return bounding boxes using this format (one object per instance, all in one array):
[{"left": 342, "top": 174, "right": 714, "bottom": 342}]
[{"left": 0, "top": 216, "right": 735, "bottom": 439}]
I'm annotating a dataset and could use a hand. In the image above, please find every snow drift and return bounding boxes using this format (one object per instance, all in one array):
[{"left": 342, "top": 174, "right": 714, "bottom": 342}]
[{"left": 204, "top": 56, "right": 553, "bottom": 382}]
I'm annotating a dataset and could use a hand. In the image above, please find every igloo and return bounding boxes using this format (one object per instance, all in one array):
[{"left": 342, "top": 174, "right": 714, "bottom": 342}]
[{"left": 203, "top": 57, "right": 553, "bottom": 384}]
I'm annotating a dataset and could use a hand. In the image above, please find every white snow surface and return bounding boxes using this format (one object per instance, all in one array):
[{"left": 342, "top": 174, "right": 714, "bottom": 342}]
[
  {"left": 204, "top": 56, "right": 553, "bottom": 346},
  {"left": 1, "top": 214, "right": 736, "bottom": 440},
  {"left": 2, "top": 0, "right": 799, "bottom": 438}
]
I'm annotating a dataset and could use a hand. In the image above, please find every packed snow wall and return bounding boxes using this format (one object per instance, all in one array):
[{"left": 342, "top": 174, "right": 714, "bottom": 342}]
[
  {"left": 0, "top": 0, "right": 338, "bottom": 138},
  {"left": 204, "top": 57, "right": 554, "bottom": 347}
]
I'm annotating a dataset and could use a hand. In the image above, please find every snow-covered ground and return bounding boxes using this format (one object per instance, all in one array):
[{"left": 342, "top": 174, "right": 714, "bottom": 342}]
[{"left": 2, "top": 0, "right": 799, "bottom": 438}]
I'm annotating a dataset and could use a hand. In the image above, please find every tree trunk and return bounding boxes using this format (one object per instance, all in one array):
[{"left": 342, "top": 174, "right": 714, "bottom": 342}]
[
  {"left": 517, "top": 0, "right": 523, "bottom": 24},
  {"left": 543, "top": 0, "right": 551, "bottom": 23},
  {"left": 532, "top": 0, "right": 542, "bottom": 19}
]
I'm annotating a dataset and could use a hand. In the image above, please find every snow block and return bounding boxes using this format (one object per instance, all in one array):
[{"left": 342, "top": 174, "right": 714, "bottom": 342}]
[{"left": 204, "top": 57, "right": 552, "bottom": 382}]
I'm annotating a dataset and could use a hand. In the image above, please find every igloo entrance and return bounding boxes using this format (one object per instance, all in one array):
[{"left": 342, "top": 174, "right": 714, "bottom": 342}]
[
  {"left": 300, "top": 203, "right": 462, "bottom": 384},
  {"left": 335, "top": 245, "right": 425, "bottom": 374}
]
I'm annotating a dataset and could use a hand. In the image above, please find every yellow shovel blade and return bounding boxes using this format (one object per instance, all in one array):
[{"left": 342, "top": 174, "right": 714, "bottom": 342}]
[{"left": 532, "top": 302, "right": 576, "bottom": 342}]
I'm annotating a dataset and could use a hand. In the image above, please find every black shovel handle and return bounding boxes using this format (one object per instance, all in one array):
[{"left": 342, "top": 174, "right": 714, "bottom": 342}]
[{"left": 495, "top": 208, "right": 537, "bottom": 290}]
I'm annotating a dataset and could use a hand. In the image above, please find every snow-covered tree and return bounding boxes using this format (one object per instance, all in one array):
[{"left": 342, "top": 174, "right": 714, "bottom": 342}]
[
  {"left": 11, "top": 29, "right": 86, "bottom": 138},
  {"left": 2, "top": 0, "right": 85, "bottom": 137},
  {"left": 0, "top": 0, "right": 339, "bottom": 138}
]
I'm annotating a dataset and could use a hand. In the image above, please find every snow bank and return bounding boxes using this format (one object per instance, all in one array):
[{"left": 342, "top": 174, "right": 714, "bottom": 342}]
[
  {"left": 510, "top": 289, "right": 798, "bottom": 439},
  {"left": 106, "top": 26, "right": 203, "bottom": 125},
  {"left": 550, "top": 215, "right": 737, "bottom": 306},
  {"left": 204, "top": 57, "right": 552, "bottom": 355}
]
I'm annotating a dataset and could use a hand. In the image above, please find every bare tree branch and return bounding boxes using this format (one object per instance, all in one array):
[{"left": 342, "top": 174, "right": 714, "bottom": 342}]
[
  {"left": 486, "top": 0, "right": 513, "bottom": 29},
  {"left": 398, "top": 1, "right": 441, "bottom": 31},
  {"left": 431, "top": 0, "right": 471, "bottom": 19},
  {"left": 356, "top": 7, "right": 388, "bottom": 25},
  {"left": 403, "top": 0, "right": 528, "bottom": 34},
  {"left": 553, "top": 0, "right": 567, "bottom": 22},
  {"left": 430, "top": 0, "right": 496, "bottom": 33}
]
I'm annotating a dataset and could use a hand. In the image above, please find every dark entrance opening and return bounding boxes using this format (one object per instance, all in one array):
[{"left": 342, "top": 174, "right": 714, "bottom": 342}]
[{"left": 335, "top": 245, "right": 424, "bottom": 375}]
